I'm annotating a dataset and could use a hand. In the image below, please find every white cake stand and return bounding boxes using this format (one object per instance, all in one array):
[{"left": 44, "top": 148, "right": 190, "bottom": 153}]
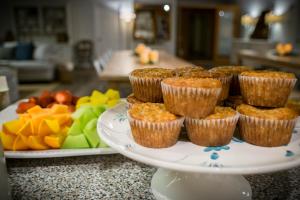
[{"left": 98, "top": 102, "right": 300, "bottom": 200}]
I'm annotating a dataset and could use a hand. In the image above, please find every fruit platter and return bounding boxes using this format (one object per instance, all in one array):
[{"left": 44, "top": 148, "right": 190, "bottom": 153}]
[{"left": 0, "top": 89, "right": 120, "bottom": 158}]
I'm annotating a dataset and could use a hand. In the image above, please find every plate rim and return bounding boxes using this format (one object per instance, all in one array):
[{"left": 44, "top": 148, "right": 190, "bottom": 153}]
[
  {"left": 99, "top": 102, "right": 300, "bottom": 175},
  {"left": 4, "top": 148, "right": 117, "bottom": 159}
]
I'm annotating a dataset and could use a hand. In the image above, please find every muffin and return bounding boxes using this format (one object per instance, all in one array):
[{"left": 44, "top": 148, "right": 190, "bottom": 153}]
[
  {"left": 129, "top": 68, "right": 174, "bottom": 103},
  {"left": 239, "top": 71, "right": 297, "bottom": 107},
  {"left": 128, "top": 103, "right": 184, "bottom": 148},
  {"left": 186, "top": 107, "right": 239, "bottom": 146},
  {"left": 126, "top": 93, "right": 144, "bottom": 108},
  {"left": 161, "top": 77, "right": 222, "bottom": 118},
  {"left": 179, "top": 70, "right": 232, "bottom": 101},
  {"left": 173, "top": 66, "right": 204, "bottom": 77},
  {"left": 286, "top": 99, "right": 300, "bottom": 115},
  {"left": 225, "top": 96, "right": 244, "bottom": 109},
  {"left": 237, "top": 104, "right": 297, "bottom": 147},
  {"left": 210, "top": 66, "right": 251, "bottom": 95}
]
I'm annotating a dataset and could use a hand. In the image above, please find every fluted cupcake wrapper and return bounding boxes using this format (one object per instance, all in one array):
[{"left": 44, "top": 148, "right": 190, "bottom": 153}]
[
  {"left": 129, "top": 75, "right": 164, "bottom": 103},
  {"left": 239, "top": 76, "right": 297, "bottom": 107},
  {"left": 126, "top": 101, "right": 133, "bottom": 109},
  {"left": 238, "top": 114, "right": 296, "bottom": 147},
  {"left": 185, "top": 113, "right": 239, "bottom": 147},
  {"left": 215, "top": 74, "right": 233, "bottom": 101},
  {"left": 161, "top": 82, "right": 221, "bottom": 118},
  {"left": 127, "top": 112, "right": 184, "bottom": 148}
]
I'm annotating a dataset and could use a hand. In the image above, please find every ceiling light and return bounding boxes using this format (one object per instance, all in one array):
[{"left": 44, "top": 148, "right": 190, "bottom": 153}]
[
  {"left": 219, "top": 11, "right": 224, "bottom": 17},
  {"left": 163, "top": 4, "right": 170, "bottom": 12}
]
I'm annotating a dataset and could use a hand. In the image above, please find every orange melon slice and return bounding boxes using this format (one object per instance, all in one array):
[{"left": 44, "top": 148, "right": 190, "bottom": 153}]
[
  {"left": 27, "top": 105, "right": 43, "bottom": 115},
  {"left": 16, "top": 121, "right": 33, "bottom": 136},
  {"left": 13, "top": 136, "right": 29, "bottom": 151},
  {"left": 38, "top": 119, "right": 60, "bottom": 136},
  {"left": 0, "top": 131, "right": 16, "bottom": 150},
  {"left": 52, "top": 114, "right": 72, "bottom": 126},
  {"left": 44, "top": 135, "right": 64, "bottom": 148},
  {"left": 19, "top": 113, "right": 31, "bottom": 123},
  {"left": 27, "top": 136, "right": 49, "bottom": 150},
  {"left": 51, "top": 104, "right": 69, "bottom": 114},
  {"left": 2, "top": 119, "right": 22, "bottom": 135}
]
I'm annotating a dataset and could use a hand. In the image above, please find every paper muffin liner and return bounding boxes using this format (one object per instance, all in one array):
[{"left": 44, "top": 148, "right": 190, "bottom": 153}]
[
  {"left": 126, "top": 95, "right": 144, "bottom": 109},
  {"left": 239, "top": 76, "right": 297, "bottom": 107},
  {"left": 185, "top": 113, "right": 239, "bottom": 146},
  {"left": 127, "top": 113, "right": 184, "bottom": 148},
  {"left": 129, "top": 75, "right": 164, "bottom": 103},
  {"left": 215, "top": 74, "right": 233, "bottom": 101},
  {"left": 238, "top": 114, "right": 296, "bottom": 147},
  {"left": 161, "top": 82, "right": 221, "bottom": 118},
  {"left": 126, "top": 101, "right": 133, "bottom": 109}
]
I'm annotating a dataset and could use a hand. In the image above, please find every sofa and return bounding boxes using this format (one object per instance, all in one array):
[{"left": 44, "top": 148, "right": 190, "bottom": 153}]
[{"left": 0, "top": 42, "right": 73, "bottom": 83}]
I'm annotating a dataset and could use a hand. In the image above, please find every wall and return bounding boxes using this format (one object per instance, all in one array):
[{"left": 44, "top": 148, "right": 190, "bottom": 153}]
[
  {"left": 68, "top": 0, "right": 94, "bottom": 45},
  {"left": 0, "top": 0, "right": 13, "bottom": 40},
  {"left": 93, "top": 1, "right": 121, "bottom": 56},
  {"left": 0, "top": 0, "right": 95, "bottom": 44},
  {"left": 2, "top": 0, "right": 299, "bottom": 55}
]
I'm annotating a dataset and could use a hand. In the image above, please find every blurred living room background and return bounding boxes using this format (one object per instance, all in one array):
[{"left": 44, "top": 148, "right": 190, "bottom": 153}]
[{"left": 0, "top": 0, "right": 300, "bottom": 105}]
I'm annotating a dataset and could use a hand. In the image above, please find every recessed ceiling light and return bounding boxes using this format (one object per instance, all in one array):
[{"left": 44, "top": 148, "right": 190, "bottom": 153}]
[
  {"left": 219, "top": 11, "right": 224, "bottom": 17},
  {"left": 163, "top": 4, "right": 170, "bottom": 12}
]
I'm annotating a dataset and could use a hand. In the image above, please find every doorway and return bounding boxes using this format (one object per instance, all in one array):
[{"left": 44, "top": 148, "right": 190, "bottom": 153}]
[{"left": 177, "top": 5, "right": 240, "bottom": 67}]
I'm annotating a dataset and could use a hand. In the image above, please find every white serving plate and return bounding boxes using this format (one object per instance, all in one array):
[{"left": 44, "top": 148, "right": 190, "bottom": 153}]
[
  {"left": 0, "top": 101, "right": 117, "bottom": 158},
  {"left": 99, "top": 102, "right": 300, "bottom": 175}
]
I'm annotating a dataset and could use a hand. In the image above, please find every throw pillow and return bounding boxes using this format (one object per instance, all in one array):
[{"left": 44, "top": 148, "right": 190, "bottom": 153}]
[
  {"left": 33, "top": 44, "right": 49, "bottom": 60},
  {"left": 15, "top": 42, "right": 34, "bottom": 60}
]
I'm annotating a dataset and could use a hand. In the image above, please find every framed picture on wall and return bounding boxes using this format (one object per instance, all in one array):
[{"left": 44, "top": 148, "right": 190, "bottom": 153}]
[
  {"left": 134, "top": 3, "right": 171, "bottom": 42},
  {"left": 133, "top": 10, "right": 156, "bottom": 42},
  {"left": 42, "top": 7, "right": 67, "bottom": 34}
]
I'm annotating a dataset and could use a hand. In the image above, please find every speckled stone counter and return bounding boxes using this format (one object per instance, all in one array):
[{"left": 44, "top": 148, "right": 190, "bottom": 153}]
[{"left": 6, "top": 154, "right": 300, "bottom": 200}]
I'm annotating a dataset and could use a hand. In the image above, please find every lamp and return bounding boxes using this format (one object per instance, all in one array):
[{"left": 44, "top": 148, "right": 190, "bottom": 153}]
[
  {"left": 241, "top": 15, "right": 258, "bottom": 26},
  {"left": 265, "top": 11, "right": 284, "bottom": 24}
]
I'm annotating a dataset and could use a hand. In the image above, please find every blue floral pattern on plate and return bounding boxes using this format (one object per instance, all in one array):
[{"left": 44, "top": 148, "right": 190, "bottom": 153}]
[
  {"left": 114, "top": 113, "right": 127, "bottom": 122},
  {"left": 285, "top": 150, "right": 294, "bottom": 157}
]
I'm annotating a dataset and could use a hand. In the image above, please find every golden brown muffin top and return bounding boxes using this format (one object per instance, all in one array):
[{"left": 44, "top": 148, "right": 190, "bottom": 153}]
[
  {"left": 237, "top": 104, "right": 297, "bottom": 120},
  {"left": 179, "top": 70, "right": 230, "bottom": 79},
  {"left": 174, "top": 66, "right": 204, "bottom": 77},
  {"left": 162, "top": 77, "right": 222, "bottom": 89},
  {"left": 129, "top": 103, "right": 178, "bottom": 122},
  {"left": 130, "top": 68, "right": 174, "bottom": 78},
  {"left": 127, "top": 94, "right": 144, "bottom": 104},
  {"left": 205, "top": 106, "right": 237, "bottom": 119},
  {"left": 210, "top": 66, "right": 251, "bottom": 75},
  {"left": 240, "top": 70, "right": 296, "bottom": 79}
]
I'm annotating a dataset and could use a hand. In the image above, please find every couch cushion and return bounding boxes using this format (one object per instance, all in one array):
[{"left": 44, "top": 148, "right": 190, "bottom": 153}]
[
  {"left": 15, "top": 42, "right": 34, "bottom": 60},
  {"left": 8, "top": 60, "right": 54, "bottom": 69},
  {"left": 0, "top": 47, "right": 14, "bottom": 59}
]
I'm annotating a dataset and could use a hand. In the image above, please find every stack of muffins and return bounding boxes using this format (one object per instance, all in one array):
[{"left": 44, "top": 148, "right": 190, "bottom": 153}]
[{"left": 127, "top": 66, "right": 298, "bottom": 148}]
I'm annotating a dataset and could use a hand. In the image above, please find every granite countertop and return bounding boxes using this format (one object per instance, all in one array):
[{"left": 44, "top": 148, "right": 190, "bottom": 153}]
[{"left": 7, "top": 154, "right": 300, "bottom": 200}]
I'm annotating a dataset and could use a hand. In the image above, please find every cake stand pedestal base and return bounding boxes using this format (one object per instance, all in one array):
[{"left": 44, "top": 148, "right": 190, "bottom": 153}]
[{"left": 151, "top": 168, "right": 252, "bottom": 200}]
